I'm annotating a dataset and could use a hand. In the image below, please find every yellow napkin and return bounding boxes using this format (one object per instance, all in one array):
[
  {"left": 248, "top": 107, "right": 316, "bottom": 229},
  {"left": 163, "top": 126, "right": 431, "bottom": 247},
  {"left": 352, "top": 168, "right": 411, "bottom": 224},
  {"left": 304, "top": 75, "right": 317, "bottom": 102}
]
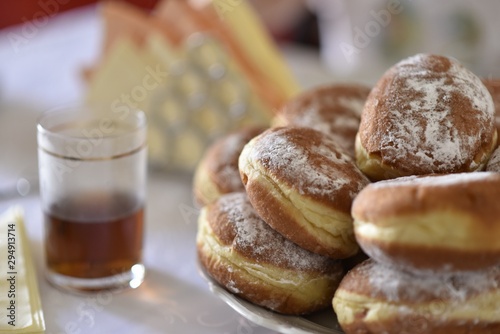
[{"left": 0, "top": 207, "right": 45, "bottom": 333}]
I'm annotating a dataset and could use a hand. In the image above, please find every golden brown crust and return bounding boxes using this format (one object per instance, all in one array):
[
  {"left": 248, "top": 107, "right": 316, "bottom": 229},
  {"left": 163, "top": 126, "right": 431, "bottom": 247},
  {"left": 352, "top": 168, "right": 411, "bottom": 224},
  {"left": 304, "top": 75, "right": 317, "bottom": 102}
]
[
  {"left": 274, "top": 84, "right": 371, "bottom": 156},
  {"left": 197, "top": 192, "right": 344, "bottom": 315},
  {"left": 239, "top": 127, "right": 369, "bottom": 258},
  {"left": 357, "top": 54, "right": 496, "bottom": 180},
  {"left": 241, "top": 127, "right": 369, "bottom": 209},
  {"left": 205, "top": 192, "right": 343, "bottom": 272},
  {"left": 333, "top": 259, "right": 500, "bottom": 334},
  {"left": 352, "top": 173, "right": 500, "bottom": 271},
  {"left": 197, "top": 248, "right": 333, "bottom": 315},
  {"left": 341, "top": 320, "right": 500, "bottom": 334},
  {"left": 193, "top": 127, "right": 266, "bottom": 206},
  {"left": 204, "top": 127, "right": 266, "bottom": 193},
  {"left": 352, "top": 173, "right": 500, "bottom": 223},
  {"left": 244, "top": 174, "right": 358, "bottom": 258},
  {"left": 357, "top": 236, "right": 500, "bottom": 272},
  {"left": 338, "top": 259, "right": 500, "bottom": 303}
]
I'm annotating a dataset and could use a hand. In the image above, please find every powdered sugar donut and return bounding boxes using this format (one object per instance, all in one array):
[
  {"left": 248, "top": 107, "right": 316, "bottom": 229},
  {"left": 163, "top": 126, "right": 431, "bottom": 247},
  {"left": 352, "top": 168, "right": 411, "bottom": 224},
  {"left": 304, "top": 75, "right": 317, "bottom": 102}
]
[
  {"left": 352, "top": 172, "right": 500, "bottom": 272},
  {"left": 193, "top": 127, "right": 265, "bottom": 206},
  {"left": 333, "top": 259, "right": 500, "bottom": 334},
  {"left": 273, "top": 84, "right": 371, "bottom": 157},
  {"left": 239, "top": 127, "right": 370, "bottom": 259},
  {"left": 357, "top": 54, "right": 497, "bottom": 181},
  {"left": 197, "top": 192, "right": 344, "bottom": 315}
]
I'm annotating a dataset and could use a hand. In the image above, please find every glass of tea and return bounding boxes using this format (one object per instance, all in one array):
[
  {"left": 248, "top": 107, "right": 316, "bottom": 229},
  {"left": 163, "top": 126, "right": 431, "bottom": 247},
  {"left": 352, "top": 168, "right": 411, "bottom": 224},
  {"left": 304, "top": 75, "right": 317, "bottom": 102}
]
[{"left": 37, "top": 105, "right": 147, "bottom": 292}]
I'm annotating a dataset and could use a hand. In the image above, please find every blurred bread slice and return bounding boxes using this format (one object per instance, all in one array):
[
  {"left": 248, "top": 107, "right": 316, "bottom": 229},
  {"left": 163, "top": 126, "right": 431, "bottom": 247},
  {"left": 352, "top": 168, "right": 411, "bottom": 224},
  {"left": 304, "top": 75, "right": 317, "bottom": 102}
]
[
  {"left": 83, "top": 1, "right": 180, "bottom": 82},
  {"left": 85, "top": 36, "right": 163, "bottom": 110},
  {"left": 101, "top": 0, "right": 181, "bottom": 52},
  {"left": 154, "top": 0, "right": 300, "bottom": 111},
  {"left": 207, "top": 0, "right": 301, "bottom": 103}
]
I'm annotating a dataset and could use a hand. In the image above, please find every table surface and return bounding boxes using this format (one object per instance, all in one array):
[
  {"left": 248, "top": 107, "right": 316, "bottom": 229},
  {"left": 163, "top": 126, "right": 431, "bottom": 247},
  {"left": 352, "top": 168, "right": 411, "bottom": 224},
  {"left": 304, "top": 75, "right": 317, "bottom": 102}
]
[{"left": 0, "top": 5, "right": 344, "bottom": 334}]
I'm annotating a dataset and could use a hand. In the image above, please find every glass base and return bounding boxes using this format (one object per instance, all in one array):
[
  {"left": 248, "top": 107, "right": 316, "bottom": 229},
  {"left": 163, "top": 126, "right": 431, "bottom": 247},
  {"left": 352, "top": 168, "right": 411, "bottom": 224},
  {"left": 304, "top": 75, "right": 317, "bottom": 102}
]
[{"left": 46, "top": 264, "right": 145, "bottom": 294}]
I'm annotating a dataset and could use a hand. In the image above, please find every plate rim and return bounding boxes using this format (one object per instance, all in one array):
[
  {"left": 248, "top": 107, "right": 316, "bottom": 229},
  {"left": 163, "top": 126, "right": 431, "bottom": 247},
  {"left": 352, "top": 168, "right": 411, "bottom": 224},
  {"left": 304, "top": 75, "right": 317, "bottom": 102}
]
[{"left": 197, "top": 261, "right": 344, "bottom": 334}]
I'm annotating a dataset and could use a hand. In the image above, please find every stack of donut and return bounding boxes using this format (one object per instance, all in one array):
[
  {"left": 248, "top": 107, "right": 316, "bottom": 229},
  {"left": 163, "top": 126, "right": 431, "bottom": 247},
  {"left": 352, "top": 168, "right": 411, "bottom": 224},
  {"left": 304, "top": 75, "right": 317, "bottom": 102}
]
[
  {"left": 335, "top": 173, "right": 500, "bottom": 333},
  {"left": 333, "top": 54, "right": 500, "bottom": 334},
  {"left": 195, "top": 53, "right": 500, "bottom": 330},
  {"left": 195, "top": 83, "right": 372, "bottom": 315}
]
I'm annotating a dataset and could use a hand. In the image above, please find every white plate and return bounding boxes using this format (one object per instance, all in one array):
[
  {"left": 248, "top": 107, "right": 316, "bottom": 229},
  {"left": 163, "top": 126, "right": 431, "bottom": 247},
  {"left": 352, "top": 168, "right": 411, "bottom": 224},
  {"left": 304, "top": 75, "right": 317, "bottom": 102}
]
[{"left": 198, "top": 264, "right": 345, "bottom": 334}]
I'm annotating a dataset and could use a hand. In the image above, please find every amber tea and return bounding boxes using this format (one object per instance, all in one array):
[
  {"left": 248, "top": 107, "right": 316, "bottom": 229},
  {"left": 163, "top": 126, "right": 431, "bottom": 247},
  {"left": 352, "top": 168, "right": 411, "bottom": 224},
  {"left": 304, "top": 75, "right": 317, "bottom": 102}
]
[
  {"left": 45, "top": 192, "right": 143, "bottom": 279},
  {"left": 38, "top": 106, "right": 147, "bottom": 291}
]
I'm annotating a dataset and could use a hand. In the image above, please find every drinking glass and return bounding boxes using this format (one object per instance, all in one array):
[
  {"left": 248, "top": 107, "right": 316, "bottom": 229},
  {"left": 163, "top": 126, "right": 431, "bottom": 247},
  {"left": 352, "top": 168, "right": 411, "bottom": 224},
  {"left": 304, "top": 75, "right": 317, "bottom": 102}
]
[{"left": 37, "top": 105, "right": 147, "bottom": 292}]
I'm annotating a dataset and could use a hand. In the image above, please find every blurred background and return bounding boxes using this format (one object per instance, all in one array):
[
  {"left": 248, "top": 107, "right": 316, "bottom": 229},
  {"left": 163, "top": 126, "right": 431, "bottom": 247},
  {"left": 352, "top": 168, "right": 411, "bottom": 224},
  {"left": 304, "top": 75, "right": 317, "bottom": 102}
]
[
  {"left": 0, "top": 2, "right": 500, "bottom": 332},
  {"left": 2, "top": 0, "right": 500, "bottom": 78},
  {"left": 1, "top": 0, "right": 500, "bottom": 191}
]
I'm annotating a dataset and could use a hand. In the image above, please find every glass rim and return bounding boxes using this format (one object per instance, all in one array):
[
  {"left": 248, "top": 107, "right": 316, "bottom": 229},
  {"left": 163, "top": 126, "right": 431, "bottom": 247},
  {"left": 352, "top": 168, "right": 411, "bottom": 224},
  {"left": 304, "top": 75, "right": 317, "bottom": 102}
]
[
  {"left": 37, "top": 104, "right": 147, "bottom": 159},
  {"left": 37, "top": 104, "right": 147, "bottom": 140}
]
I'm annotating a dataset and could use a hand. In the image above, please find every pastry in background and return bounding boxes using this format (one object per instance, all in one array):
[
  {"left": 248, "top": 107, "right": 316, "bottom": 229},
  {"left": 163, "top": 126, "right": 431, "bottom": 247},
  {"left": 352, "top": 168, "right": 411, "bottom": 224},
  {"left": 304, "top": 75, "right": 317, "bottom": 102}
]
[
  {"left": 273, "top": 83, "right": 371, "bottom": 157},
  {"left": 193, "top": 126, "right": 266, "bottom": 206},
  {"left": 239, "top": 127, "right": 370, "bottom": 259},
  {"left": 356, "top": 53, "right": 497, "bottom": 181},
  {"left": 486, "top": 146, "right": 500, "bottom": 172},
  {"left": 482, "top": 78, "right": 500, "bottom": 137},
  {"left": 197, "top": 192, "right": 344, "bottom": 315},
  {"left": 352, "top": 172, "right": 500, "bottom": 272},
  {"left": 333, "top": 259, "right": 500, "bottom": 334}
]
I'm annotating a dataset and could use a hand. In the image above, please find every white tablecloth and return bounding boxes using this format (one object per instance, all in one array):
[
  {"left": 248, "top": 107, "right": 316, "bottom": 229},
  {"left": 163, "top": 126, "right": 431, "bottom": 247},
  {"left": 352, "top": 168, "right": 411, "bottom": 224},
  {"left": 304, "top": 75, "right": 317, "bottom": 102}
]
[{"left": 0, "top": 5, "right": 337, "bottom": 333}]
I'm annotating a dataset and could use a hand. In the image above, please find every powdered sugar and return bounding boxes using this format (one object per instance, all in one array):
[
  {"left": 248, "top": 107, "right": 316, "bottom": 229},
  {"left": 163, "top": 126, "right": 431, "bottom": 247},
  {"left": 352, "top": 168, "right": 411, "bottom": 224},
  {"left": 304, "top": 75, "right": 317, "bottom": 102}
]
[
  {"left": 295, "top": 96, "right": 364, "bottom": 130},
  {"left": 371, "top": 172, "right": 499, "bottom": 189},
  {"left": 287, "top": 95, "right": 366, "bottom": 155},
  {"left": 213, "top": 128, "right": 262, "bottom": 191},
  {"left": 217, "top": 132, "right": 250, "bottom": 191},
  {"left": 218, "top": 131, "right": 247, "bottom": 164},
  {"left": 218, "top": 193, "right": 335, "bottom": 272},
  {"left": 358, "top": 260, "right": 500, "bottom": 303},
  {"left": 338, "top": 96, "right": 366, "bottom": 118},
  {"left": 248, "top": 127, "right": 369, "bottom": 198},
  {"left": 218, "top": 164, "right": 243, "bottom": 190},
  {"left": 371, "top": 54, "right": 495, "bottom": 173}
]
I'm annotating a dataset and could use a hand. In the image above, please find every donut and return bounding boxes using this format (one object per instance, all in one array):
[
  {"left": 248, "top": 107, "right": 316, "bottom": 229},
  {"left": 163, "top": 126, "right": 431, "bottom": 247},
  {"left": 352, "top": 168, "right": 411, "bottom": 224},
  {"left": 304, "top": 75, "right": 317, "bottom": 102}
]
[
  {"left": 196, "top": 192, "right": 344, "bottom": 315},
  {"left": 352, "top": 172, "right": 500, "bottom": 272},
  {"left": 356, "top": 53, "right": 497, "bottom": 181},
  {"left": 239, "top": 127, "right": 370, "bottom": 259},
  {"left": 482, "top": 78, "right": 500, "bottom": 138},
  {"left": 333, "top": 259, "right": 500, "bottom": 334},
  {"left": 273, "top": 84, "right": 371, "bottom": 157},
  {"left": 193, "top": 126, "right": 265, "bottom": 206},
  {"left": 486, "top": 146, "right": 500, "bottom": 172}
]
